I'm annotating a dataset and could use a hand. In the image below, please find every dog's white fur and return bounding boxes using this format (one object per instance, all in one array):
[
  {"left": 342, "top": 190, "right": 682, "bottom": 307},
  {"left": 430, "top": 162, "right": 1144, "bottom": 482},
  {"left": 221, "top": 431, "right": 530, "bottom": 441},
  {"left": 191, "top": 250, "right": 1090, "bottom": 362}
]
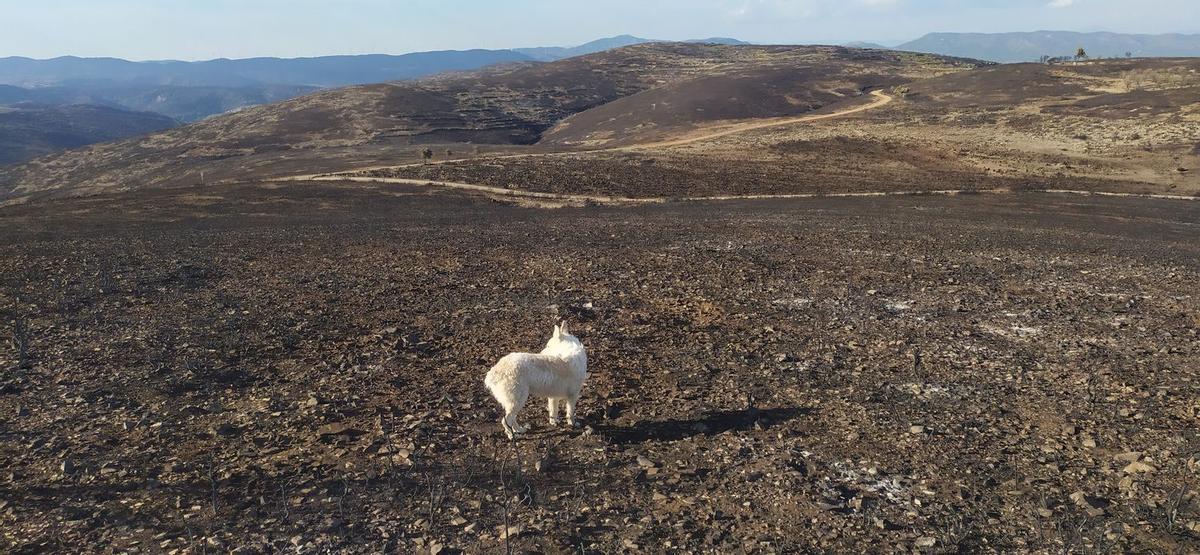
[{"left": 484, "top": 321, "right": 588, "bottom": 439}]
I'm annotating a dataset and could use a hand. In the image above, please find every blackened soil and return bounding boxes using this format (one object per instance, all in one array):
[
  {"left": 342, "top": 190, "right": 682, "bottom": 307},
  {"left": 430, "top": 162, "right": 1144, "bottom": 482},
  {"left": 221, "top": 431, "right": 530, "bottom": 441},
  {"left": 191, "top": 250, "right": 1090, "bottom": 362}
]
[{"left": 0, "top": 182, "right": 1198, "bottom": 553}]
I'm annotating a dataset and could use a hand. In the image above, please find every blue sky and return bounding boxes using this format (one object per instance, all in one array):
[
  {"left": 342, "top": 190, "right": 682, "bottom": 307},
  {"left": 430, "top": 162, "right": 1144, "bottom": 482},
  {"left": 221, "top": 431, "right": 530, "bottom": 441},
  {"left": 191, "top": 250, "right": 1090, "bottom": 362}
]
[{"left": 1, "top": 0, "right": 1196, "bottom": 60}]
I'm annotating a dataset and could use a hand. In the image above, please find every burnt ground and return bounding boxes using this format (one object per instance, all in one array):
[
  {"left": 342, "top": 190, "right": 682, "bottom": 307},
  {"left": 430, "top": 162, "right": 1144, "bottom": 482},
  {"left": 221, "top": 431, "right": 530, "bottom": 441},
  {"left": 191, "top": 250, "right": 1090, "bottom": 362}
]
[
  {"left": 1, "top": 182, "right": 1199, "bottom": 553},
  {"left": 361, "top": 146, "right": 1174, "bottom": 199}
]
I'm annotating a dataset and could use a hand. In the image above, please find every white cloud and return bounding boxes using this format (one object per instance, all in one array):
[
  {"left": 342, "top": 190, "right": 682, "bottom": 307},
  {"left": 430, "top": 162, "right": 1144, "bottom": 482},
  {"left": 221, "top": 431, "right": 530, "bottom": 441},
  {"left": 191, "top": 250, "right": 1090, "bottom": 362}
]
[{"left": 1047, "top": 0, "right": 1076, "bottom": 7}]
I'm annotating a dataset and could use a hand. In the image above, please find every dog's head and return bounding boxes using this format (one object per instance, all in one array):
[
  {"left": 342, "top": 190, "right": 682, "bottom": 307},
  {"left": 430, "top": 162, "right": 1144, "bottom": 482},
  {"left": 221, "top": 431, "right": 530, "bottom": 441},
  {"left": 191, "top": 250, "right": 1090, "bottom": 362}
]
[{"left": 550, "top": 320, "right": 580, "bottom": 346}]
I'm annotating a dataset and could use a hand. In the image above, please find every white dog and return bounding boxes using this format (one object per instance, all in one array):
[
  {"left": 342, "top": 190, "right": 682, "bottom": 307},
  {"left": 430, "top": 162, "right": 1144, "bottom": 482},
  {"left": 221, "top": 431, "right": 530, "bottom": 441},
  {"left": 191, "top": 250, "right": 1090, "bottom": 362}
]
[{"left": 484, "top": 321, "right": 588, "bottom": 439}]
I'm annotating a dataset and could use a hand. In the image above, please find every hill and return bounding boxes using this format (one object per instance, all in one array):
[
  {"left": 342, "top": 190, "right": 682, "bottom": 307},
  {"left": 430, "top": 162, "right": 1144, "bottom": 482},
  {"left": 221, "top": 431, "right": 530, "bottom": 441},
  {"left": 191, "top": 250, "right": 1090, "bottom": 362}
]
[
  {"left": 0, "top": 37, "right": 752, "bottom": 125},
  {"left": 844, "top": 41, "right": 891, "bottom": 50},
  {"left": 0, "top": 36, "right": 755, "bottom": 90},
  {"left": 541, "top": 48, "right": 976, "bottom": 147},
  {"left": 0, "top": 84, "right": 35, "bottom": 104},
  {"left": 0, "top": 104, "right": 177, "bottom": 165},
  {"left": 374, "top": 57, "right": 1199, "bottom": 200},
  {"left": 897, "top": 31, "right": 1200, "bottom": 63},
  {"left": 686, "top": 37, "right": 752, "bottom": 45},
  {"left": 515, "top": 35, "right": 752, "bottom": 61},
  {"left": 0, "top": 51, "right": 533, "bottom": 124},
  {"left": 0, "top": 83, "right": 318, "bottom": 123},
  {"left": 0, "top": 44, "right": 985, "bottom": 200},
  {"left": 515, "top": 35, "right": 655, "bottom": 62}
]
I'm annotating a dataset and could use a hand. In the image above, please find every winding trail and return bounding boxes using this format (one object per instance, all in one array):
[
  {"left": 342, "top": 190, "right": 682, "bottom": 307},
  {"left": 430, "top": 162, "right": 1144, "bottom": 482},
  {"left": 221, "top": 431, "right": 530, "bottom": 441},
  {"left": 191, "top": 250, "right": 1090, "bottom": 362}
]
[
  {"left": 609, "top": 89, "right": 893, "bottom": 151},
  {"left": 304, "top": 175, "right": 1199, "bottom": 207}
]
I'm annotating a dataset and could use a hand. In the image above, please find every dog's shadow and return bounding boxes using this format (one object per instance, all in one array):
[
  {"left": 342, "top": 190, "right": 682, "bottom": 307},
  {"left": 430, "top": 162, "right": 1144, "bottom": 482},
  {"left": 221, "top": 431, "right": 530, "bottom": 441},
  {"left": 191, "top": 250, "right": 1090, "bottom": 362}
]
[{"left": 595, "top": 406, "right": 810, "bottom": 445}]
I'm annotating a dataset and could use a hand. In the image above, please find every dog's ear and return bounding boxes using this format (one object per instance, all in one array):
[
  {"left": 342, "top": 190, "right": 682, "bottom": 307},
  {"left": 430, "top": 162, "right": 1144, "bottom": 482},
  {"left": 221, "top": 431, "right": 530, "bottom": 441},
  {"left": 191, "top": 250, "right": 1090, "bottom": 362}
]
[
  {"left": 560, "top": 321, "right": 569, "bottom": 336},
  {"left": 552, "top": 324, "right": 561, "bottom": 337}
]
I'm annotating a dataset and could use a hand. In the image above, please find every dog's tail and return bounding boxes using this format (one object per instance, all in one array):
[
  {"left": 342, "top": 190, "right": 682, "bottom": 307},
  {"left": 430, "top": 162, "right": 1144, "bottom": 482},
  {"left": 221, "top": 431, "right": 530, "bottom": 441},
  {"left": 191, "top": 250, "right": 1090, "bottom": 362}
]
[{"left": 483, "top": 364, "right": 498, "bottom": 393}]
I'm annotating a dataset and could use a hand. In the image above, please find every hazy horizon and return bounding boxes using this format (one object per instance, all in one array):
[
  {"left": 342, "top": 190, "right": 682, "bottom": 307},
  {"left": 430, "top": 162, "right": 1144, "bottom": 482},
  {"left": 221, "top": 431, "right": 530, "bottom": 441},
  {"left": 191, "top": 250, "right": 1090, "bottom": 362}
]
[{"left": 1, "top": 0, "right": 1197, "bottom": 61}]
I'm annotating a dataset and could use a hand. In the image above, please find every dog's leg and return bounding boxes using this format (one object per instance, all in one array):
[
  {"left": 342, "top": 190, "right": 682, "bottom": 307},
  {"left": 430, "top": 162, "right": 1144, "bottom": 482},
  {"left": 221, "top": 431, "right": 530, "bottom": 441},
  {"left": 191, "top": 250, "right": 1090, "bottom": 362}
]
[
  {"left": 548, "top": 398, "right": 561, "bottom": 426},
  {"left": 510, "top": 414, "right": 528, "bottom": 433},
  {"left": 565, "top": 392, "right": 581, "bottom": 428},
  {"left": 500, "top": 416, "right": 514, "bottom": 440},
  {"left": 498, "top": 398, "right": 517, "bottom": 439},
  {"left": 508, "top": 387, "right": 529, "bottom": 434},
  {"left": 494, "top": 385, "right": 528, "bottom": 439},
  {"left": 503, "top": 411, "right": 523, "bottom": 438}
]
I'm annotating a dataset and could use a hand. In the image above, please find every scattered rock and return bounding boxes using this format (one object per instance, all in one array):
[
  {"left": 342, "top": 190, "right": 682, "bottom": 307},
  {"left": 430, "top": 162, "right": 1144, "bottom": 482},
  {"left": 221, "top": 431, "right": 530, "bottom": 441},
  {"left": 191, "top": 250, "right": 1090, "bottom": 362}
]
[
  {"left": 1122, "top": 461, "right": 1156, "bottom": 474},
  {"left": 1105, "top": 522, "right": 1126, "bottom": 540},
  {"left": 1069, "top": 491, "right": 1107, "bottom": 517},
  {"left": 317, "top": 423, "right": 366, "bottom": 439},
  {"left": 496, "top": 524, "right": 523, "bottom": 540},
  {"left": 1113, "top": 451, "right": 1141, "bottom": 463}
]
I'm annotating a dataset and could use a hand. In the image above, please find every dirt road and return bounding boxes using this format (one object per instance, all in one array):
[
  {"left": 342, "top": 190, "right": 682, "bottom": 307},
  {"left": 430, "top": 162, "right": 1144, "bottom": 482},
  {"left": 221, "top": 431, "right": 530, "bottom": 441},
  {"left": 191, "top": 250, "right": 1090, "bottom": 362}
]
[
  {"left": 610, "top": 89, "right": 893, "bottom": 151},
  {"left": 308, "top": 175, "right": 1199, "bottom": 207}
]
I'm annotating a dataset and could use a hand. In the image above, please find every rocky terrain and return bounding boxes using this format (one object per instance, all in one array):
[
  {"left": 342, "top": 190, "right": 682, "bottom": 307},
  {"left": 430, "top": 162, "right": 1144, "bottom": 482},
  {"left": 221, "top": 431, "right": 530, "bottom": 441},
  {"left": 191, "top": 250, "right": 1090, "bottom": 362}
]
[{"left": 1, "top": 181, "right": 1198, "bottom": 553}]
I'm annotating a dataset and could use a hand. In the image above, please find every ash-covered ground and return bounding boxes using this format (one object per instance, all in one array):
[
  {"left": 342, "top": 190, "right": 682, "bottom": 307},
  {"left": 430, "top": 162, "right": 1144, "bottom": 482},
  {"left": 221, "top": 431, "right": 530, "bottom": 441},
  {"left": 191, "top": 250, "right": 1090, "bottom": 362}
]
[{"left": 1, "top": 182, "right": 1198, "bottom": 553}]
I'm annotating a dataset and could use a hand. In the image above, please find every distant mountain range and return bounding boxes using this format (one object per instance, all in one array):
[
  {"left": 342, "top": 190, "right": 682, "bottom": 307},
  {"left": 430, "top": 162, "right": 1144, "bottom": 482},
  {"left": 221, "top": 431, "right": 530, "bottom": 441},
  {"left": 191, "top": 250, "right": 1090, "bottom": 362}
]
[
  {"left": 893, "top": 31, "right": 1200, "bottom": 63},
  {"left": 0, "top": 36, "right": 752, "bottom": 92},
  {"left": 842, "top": 41, "right": 891, "bottom": 50},
  {"left": 0, "top": 83, "right": 317, "bottom": 123},
  {"left": 0, "top": 49, "right": 542, "bottom": 127},
  {"left": 0, "top": 49, "right": 535, "bottom": 90}
]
